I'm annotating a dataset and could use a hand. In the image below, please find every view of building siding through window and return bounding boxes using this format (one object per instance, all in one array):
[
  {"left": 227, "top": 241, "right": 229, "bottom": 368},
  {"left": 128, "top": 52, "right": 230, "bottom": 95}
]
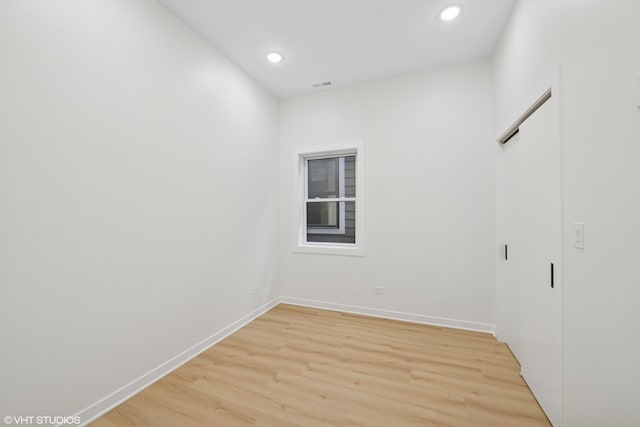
[{"left": 306, "top": 155, "right": 356, "bottom": 244}]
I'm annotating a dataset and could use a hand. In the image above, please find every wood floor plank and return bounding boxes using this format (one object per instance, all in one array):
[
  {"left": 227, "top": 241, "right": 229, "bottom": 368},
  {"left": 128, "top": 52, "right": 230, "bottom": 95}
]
[{"left": 90, "top": 304, "right": 551, "bottom": 426}]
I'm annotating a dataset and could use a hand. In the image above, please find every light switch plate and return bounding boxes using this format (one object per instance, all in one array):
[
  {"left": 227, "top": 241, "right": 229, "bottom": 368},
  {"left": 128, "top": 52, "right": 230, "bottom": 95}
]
[{"left": 574, "top": 223, "right": 584, "bottom": 249}]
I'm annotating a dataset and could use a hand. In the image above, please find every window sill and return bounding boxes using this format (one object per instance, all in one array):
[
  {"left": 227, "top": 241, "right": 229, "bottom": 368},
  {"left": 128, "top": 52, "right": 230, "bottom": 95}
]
[{"left": 294, "top": 243, "right": 365, "bottom": 257}]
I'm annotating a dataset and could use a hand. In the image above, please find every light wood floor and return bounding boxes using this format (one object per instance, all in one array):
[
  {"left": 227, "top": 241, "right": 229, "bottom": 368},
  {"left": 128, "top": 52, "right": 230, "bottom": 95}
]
[{"left": 91, "top": 304, "right": 551, "bottom": 427}]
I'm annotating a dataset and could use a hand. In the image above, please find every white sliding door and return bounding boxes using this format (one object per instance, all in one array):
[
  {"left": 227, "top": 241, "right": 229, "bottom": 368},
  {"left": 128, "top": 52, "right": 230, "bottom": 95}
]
[{"left": 503, "top": 94, "right": 562, "bottom": 426}]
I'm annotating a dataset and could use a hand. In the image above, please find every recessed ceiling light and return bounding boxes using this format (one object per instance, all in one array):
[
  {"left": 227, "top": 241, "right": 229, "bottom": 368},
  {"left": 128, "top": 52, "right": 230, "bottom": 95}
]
[
  {"left": 266, "top": 52, "right": 283, "bottom": 64},
  {"left": 439, "top": 5, "right": 461, "bottom": 22}
]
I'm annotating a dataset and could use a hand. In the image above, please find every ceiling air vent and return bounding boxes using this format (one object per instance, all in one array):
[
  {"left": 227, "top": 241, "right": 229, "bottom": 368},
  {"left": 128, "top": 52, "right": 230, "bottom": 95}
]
[{"left": 312, "top": 81, "right": 332, "bottom": 88}]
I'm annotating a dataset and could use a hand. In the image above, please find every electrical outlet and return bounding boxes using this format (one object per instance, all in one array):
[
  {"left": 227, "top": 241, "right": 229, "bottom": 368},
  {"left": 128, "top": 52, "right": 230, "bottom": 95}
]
[
  {"left": 374, "top": 286, "right": 385, "bottom": 295},
  {"left": 251, "top": 286, "right": 260, "bottom": 295}
]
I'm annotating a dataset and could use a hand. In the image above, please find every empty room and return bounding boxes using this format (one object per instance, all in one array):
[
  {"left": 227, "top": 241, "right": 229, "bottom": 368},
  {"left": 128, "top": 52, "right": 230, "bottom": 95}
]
[{"left": 1, "top": 1, "right": 639, "bottom": 426}]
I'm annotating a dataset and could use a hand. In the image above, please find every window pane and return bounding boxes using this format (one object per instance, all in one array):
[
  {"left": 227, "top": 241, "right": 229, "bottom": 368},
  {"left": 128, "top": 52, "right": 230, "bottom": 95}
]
[
  {"left": 307, "top": 201, "right": 339, "bottom": 228},
  {"left": 308, "top": 158, "right": 339, "bottom": 199},
  {"left": 344, "top": 155, "right": 356, "bottom": 198},
  {"left": 306, "top": 201, "right": 355, "bottom": 244}
]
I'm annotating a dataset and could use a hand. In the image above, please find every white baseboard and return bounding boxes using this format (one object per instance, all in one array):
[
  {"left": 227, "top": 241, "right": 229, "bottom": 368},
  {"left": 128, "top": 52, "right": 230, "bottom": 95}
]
[
  {"left": 74, "top": 297, "right": 280, "bottom": 427},
  {"left": 74, "top": 296, "right": 494, "bottom": 426},
  {"left": 279, "top": 296, "right": 496, "bottom": 335}
]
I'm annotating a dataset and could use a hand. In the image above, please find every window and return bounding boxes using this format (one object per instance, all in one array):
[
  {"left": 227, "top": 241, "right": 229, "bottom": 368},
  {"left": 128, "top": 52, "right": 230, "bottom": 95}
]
[{"left": 294, "top": 142, "right": 365, "bottom": 256}]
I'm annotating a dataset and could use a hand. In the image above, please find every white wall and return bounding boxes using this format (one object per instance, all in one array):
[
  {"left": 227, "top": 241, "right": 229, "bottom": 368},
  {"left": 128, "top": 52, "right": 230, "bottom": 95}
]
[
  {"left": 493, "top": 1, "right": 640, "bottom": 425},
  {"left": 6, "top": 1, "right": 636, "bottom": 424},
  {"left": 0, "top": 0, "right": 279, "bottom": 422},
  {"left": 278, "top": 62, "right": 496, "bottom": 329}
]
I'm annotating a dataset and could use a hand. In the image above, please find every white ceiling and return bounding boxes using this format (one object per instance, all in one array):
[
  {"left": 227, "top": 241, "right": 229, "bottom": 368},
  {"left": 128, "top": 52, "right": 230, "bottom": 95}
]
[{"left": 157, "top": 0, "right": 516, "bottom": 98}]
